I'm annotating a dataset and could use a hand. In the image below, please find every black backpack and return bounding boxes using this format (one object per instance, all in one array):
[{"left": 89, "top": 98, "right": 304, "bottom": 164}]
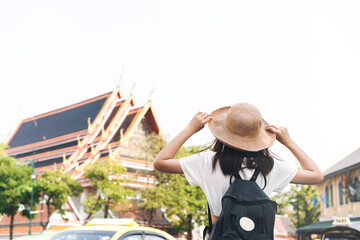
[{"left": 204, "top": 167, "right": 278, "bottom": 240}]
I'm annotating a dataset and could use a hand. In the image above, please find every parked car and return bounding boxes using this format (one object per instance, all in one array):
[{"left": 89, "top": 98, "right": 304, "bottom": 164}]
[
  {"left": 321, "top": 217, "right": 360, "bottom": 240},
  {"left": 14, "top": 234, "right": 48, "bottom": 240},
  {"left": 45, "top": 226, "right": 176, "bottom": 240}
]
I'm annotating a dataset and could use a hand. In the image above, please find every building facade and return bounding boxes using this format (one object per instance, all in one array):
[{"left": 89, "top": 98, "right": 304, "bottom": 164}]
[{"left": 297, "top": 147, "right": 360, "bottom": 239}]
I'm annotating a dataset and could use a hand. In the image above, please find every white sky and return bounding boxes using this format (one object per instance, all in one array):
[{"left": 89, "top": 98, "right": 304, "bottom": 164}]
[{"left": 1, "top": 0, "right": 360, "bottom": 171}]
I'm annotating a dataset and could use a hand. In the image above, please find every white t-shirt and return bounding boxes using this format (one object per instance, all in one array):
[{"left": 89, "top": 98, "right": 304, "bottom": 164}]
[{"left": 179, "top": 151, "right": 297, "bottom": 217}]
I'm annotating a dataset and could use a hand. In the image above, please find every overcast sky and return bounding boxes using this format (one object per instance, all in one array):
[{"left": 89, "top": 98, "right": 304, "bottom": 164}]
[{"left": 1, "top": 0, "right": 360, "bottom": 171}]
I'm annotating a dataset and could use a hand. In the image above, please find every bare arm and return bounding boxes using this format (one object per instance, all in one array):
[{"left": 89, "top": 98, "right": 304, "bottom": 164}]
[
  {"left": 265, "top": 125, "right": 324, "bottom": 184},
  {"left": 153, "top": 112, "right": 212, "bottom": 173}
]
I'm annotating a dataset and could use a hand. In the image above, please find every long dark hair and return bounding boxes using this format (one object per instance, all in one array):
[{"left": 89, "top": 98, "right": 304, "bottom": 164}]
[{"left": 211, "top": 140, "right": 274, "bottom": 176}]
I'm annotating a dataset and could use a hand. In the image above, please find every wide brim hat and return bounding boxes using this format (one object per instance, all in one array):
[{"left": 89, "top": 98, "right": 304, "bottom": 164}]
[{"left": 208, "top": 103, "right": 275, "bottom": 152}]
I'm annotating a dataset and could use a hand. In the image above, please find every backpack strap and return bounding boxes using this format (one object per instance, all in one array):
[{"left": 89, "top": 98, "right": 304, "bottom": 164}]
[
  {"left": 229, "top": 166, "right": 247, "bottom": 185},
  {"left": 230, "top": 166, "right": 267, "bottom": 190},
  {"left": 250, "top": 167, "right": 260, "bottom": 181},
  {"left": 203, "top": 203, "right": 213, "bottom": 240}
]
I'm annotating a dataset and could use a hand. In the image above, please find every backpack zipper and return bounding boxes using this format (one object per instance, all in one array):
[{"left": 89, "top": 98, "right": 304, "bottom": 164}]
[{"left": 224, "top": 196, "right": 278, "bottom": 207}]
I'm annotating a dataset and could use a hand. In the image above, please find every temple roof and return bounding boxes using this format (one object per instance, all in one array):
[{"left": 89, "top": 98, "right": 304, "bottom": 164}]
[
  {"left": 7, "top": 93, "right": 110, "bottom": 149},
  {"left": 5, "top": 86, "right": 161, "bottom": 176}
]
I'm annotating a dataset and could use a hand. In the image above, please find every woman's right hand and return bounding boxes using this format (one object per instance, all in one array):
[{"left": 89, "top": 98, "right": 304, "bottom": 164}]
[{"left": 185, "top": 111, "right": 212, "bottom": 134}]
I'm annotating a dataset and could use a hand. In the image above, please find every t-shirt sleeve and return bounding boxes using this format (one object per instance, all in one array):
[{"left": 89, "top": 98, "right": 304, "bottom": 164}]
[
  {"left": 179, "top": 152, "right": 207, "bottom": 186},
  {"left": 272, "top": 159, "right": 298, "bottom": 192}
]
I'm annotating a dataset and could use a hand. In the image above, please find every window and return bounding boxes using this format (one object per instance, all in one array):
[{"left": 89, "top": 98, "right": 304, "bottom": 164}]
[
  {"left": 345, "top": 181, "right": 349, "bottom": 204},
  {"left": 325, "top": 184, "right": 334, "bottom": 208},
  {"left": 339, "top": 181, "right": 344, "bottom": 205},
  {"left": 330, "top": 184, "right": 334, "bottom": 207},
  {"left": 349, "top": 177, "right": 360, "bottom": 202},
  {"left": 143, "top": 231, "right": 167, "bottom": 240},
  {"left": 117, "top": 231, "right": 143, "bottom": 240},
  {"left": 325, "top": 185, "right": 329, "bottom": 208},
  {"left": 355, "top": 177, "right": 360, "bottom": 201},
  {"left": 49, "top": 230, "right": 117, "bottom": 240},
  {"left": 144, "top": 235, "right": 166, "bottom": 240},
  {"left": 122, "top": 235, "right": 142, "bottom": 240}
]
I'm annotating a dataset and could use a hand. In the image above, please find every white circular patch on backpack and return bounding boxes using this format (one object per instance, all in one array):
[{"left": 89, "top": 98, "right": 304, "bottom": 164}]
[{"left": 239, "top": 217, "right": 255, "bottom": 231}]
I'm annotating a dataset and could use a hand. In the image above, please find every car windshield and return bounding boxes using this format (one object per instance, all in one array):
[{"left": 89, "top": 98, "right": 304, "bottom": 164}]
[
  {"left": 322, "top": 232, "right": 360, "bottom": 240},
  {"left": 48, "top": 230, "right": 117, "bottom": 240}
]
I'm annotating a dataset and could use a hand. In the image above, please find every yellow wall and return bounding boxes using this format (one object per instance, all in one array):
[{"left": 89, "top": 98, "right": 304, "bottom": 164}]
[{"left": 319, "top": 168, "right": 360, "bottom": 220}]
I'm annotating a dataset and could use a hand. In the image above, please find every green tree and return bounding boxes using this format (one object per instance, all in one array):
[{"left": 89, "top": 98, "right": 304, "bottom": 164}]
[
  {"left": 84, "top": 159, "right": 132, "bottom": 219},
  {"left": 135, "top": 132, "right": 168, "bottom": 226},
  {"left": 162, "top": 146, "right": 207, "bottom": 240},
  {"left": 0, "top": 144, "right": 36, "bottom": 240},
  {"left": 36, "top": 169, "right": 83, "bottom": 230},
  {"left": 274, "top": 184, "right": 320, "bottom": 228},
  {"left": 135, "top": 133, "right": 208, "bottom": 239}
]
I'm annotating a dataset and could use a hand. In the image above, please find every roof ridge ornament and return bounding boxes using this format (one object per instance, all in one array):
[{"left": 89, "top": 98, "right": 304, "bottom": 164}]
[
  {"left": 77, "top": 135, "right": 83, "bottom": 148},
  {"left": 108, "top": 145, "right": 114, "bottom": 161},
  {"left": 90, "top": 143, "right": 95, "bottom": 155},
  {"left": 87, "top": 117, "right": 94, "bottom": 134},
  {"left": 147, "top": 87, "right": 154, "bottom": 102},
  {"left": 130, "top": 79, "right": 136, "bottom": 95},
  {"left": 101, "top": 126, "right": 106, "bottom": 140},
  {"left": 116, "top": 65, "right": 124, "bottom": 97}
]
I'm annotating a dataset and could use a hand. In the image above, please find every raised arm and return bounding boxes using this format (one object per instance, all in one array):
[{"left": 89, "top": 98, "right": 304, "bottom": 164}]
[
  {"left": 265, "top": 125, "right": 324, "bottom": 184},
  {"left": 153, "top": 112, "right": 212, "bottom": 173}
]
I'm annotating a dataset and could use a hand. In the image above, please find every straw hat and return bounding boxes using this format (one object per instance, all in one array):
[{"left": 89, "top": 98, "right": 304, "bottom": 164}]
[{"left": 208, "top": 103, "right": 275, "bottom": 151}]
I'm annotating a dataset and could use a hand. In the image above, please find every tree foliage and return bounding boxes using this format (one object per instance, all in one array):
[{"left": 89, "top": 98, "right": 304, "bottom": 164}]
[
  {"left": 164, "top": 146, "right": 207, "bottom": 240},
  {"left": 134, "top": 133, "right": 168, "bottom": 225},
  {"left": 36, "top": 169, "right": 83, "bottom": 230},
  {"left": 136, "top": 133, "right": 208, "bottom": 240},
  {"left": 0, "top": 144, "right": 35, "bottom": 240},
  {"left": 84, "top": 159, "right": 132, "bottom": 219},
  {"left": 274, "top": 184, "right": 320, "bottom": 228}
]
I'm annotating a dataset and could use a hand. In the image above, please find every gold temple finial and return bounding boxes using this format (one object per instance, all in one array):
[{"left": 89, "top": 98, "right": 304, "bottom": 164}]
[
  {"left": 90, "top": 143, "right": 95, "bottom": 155},
  {"left": 77, "top": 135, "right": 82, "bottom": 148},
  {"left": 120, "top": 128, "right": 124, "bottom": 139},
  {"left": 119, "top": 128, "right": 130, "bottom": 146},
  {"left": 147, "top": 80, "right": 155, "bottom": 101},
  {"left": 87, "top": 117, "right": 92, "bottom": 133},
  {"left": 108, "top": 145, "right": 114, "bottom": 161},
  {"left": 62, "top": 154, "right": 69, "bottom": 169},
  {"left": 130, "top": 79, "right": 136, "bottom": 95},
  {"left": 117, "top": 65, "right": 124, "bottom": 86},
  {"left": 147, "top": 88, "right": 154, "bottom": 102}
]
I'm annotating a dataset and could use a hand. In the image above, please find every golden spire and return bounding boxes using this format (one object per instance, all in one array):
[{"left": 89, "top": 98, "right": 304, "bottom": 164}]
[
  {"left": 120, "top": 128, "right": 124, "bottom": 140},
  {"left": 90, "top": 143, "right": 95, "bottom": 155},
  {"left": 87, "top": 117, "right": 93, "bottom": 133},
  {"left": 130, "top": 79, "right": 136, "bottom": 95},
  {"left": 147, "top": 80, "right": 155, "bottom": 101},
  {"left": 108, "top": 145, "right": 114, "bottom": 161},
  {"left": 62, "top": 153, "right": 68, "bottom": 169},
  {"left": 77, "top": 135, "right": 82, "bottom": 148}
]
